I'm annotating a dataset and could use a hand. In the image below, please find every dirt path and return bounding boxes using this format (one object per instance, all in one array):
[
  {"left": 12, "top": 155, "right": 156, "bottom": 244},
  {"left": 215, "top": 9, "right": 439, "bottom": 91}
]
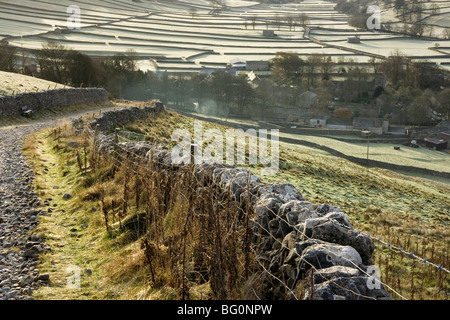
[
  {"left": 0, "top": 103, "right": 122, "bottom": 300},
  {"left": 0, "top": 123, "right": 55, "bottom": 300}
]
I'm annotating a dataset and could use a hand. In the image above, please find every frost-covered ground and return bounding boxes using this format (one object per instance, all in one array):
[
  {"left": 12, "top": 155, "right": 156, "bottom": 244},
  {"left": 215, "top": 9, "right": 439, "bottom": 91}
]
[
  {"left": 378, "top": 0, "right": 450, "bottom": 38},
  {"left": 0, "top": 71, "right": 67, "bottom": 96},
  {"left": 1, "top": 0, "right": 449, "bottom": 73},
  {"left": 423, "top": 12, "right": 450, "bottom": 28},
  {"left": 309, "top": 28, "right": 450, "bottom": 66}
]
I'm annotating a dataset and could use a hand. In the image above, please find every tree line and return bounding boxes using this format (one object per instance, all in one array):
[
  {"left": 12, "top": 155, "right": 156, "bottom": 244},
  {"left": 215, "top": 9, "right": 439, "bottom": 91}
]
[
  {"left": 0, "top": 41, "right": 146, "bottom": 99},
  {"left": 332, "top": 0, "right": 450, "bottom": 38},
  {"left": 0, "top": 41, "right": 449, "bottom": 125},
  {"left": 164, "top": 50, "right": 450, "bottom": 125},
  {"left": 266, "top": 50, "right": 450, "bottom": 125}
]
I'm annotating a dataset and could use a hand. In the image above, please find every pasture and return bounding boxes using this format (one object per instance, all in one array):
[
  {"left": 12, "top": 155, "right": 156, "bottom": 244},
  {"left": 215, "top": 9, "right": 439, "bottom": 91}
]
[{"left": 280, "top": 131, "right": 450, "bottom": 174}]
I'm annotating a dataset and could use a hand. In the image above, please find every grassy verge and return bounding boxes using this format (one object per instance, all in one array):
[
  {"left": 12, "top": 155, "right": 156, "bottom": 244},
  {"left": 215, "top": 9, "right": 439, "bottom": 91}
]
[
  {"left": 22, "top": 114, "right": 217, "bottom": 300},
  {"left": 22, "top": 122, "right": 161, "bottom": 299}
]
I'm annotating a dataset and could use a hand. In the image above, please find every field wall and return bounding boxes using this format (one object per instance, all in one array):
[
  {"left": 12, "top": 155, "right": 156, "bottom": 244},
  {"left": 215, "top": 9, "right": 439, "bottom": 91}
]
[
  {"left": 72, "top": 104, "right": 393, "bottom": 300},
  {"left": 89, "top": 101, "right": 165, "bottom": 132},
  {"left": 0, "top": 88, "right": 109, "bottom": 117},
  {"left": 279, "top": 137, "right": 450, "bottom": 179}
]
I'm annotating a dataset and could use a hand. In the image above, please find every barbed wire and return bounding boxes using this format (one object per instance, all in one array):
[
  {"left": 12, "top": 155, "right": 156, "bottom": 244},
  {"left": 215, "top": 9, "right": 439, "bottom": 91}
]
[
  {"left": 115, "top": 128, "right": 449, "bottom": 294},
  {"left": 370, "top": 236, "right": 449, "bottom": 274}
]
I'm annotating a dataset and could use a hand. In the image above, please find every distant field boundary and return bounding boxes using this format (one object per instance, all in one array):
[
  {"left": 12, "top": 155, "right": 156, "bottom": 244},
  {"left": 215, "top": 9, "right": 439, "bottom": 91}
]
[
  {"left": 279, "top": 137, "right": 450, "bottom": 179},
  {"left": 0, "top": 88, "right": 109, "bottom": 117},
  {"left": 172, "top": 109, "right": 450, "bottom": 180}
]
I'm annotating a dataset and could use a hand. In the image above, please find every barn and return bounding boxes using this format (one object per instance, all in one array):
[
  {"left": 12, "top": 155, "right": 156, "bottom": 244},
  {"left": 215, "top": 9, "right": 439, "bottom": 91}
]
[
  {"left": 229, "top": 58, "right": 246, "bottom": 69},
  {"left": 347, "top": 36, "right": 361, "bottom": 43},
  {"left": 424, "top": 132, "right": 449, "bottom": 150}
]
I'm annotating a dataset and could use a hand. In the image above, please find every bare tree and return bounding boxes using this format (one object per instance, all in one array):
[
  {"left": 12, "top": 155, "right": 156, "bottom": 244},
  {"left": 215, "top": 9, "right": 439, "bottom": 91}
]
[
  {"left": 0, "top": 44, "right": 17, "bottom": 72},
  {"left": 35, "top": 41, "right": 69, "bottom": 83},
  {"left": 394, "top": 0, "right": 406, "bottom": 16},
  {"left": 274, "top": 14, "right": 282, "bottom": 31},
  {"left": 19, "top": 47, "right": 32, "bottom": 75},
  {"left": 66, "top": 51, "right": 97, "bottom": 87},
  {"left": 345, "top": 65, "right": 369, "bottom": 102},
  {"left": 368, "top": 57, "right": 382, "bottom": 75},
  {"left": 437, "top": 88, "right": 450, "bottom": 119},
  {"left": 380, "top": 50, "right": 409, "bottom": 88},
  {"left": 189, "top": 7, "right": 197, "bottom": 19},
  {"left": 284, "top": 15, "right": 295, "bottom": 31},
  {"left": 410, "top": 22, "right": 426, "bottom": 37},
  {"left": 255, "top": 79, "right": 275, "bottom": 120},
  {"left": 233, "top": 75, "right": 254, "bottom": 109},
  {"left": 298, "top": 13, "right": 309, "bottom": 28},
  {"left": 305, "top": 54, "right": 322, "bottom": 87},
  {"left": 318, "top": 54, "right": 333, "bottom": 81},
  {"left": 250, "top": 16, "right": 257, "bottom": 30},
  {"left": 314, "top": 81, "right": 332, "bottom": 115},
  {"left": 270, "top": 51, "right": 305, "bottom": 86},
  {"left": 428, "top": 25, "right": 434, "bottom": 38}
]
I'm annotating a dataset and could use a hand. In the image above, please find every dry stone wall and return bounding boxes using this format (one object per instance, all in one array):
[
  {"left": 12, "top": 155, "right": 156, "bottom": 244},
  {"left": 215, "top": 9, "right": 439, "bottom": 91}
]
[
  {"left": 75, "top": 103, "right": 393, "bottom": 300},
  {"left": 0, "top": 88, "right": 109, "bottom": 117},
  {"left": 89, "top": 101, "right": 165, "bottom": 132}
]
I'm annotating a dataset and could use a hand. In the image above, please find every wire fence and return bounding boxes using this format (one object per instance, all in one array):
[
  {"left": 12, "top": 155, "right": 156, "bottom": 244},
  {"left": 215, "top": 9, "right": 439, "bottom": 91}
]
[
  {"left": 370, "top": 235, "right": 449, "bottom": 274},
  {"left": 85, "top": 126, "right": 449, "bottom": 300},
  {"left": 114, "top": 128, "right": 450, "bottom": 272}
]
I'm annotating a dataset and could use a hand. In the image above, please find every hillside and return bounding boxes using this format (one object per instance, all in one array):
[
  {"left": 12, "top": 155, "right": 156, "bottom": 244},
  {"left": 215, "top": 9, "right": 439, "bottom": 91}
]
[
  {"left": 23, "top": 108, "right": 449, "bottom": 300},
  {"left": 3, "top": 0, "right": 450, "bottom": 73},
  {"left": 0, "top": 71, "right": 68, "bottom": 96},
  {"left": 0, "top": 72, "right": 115, "bottom": 129}
]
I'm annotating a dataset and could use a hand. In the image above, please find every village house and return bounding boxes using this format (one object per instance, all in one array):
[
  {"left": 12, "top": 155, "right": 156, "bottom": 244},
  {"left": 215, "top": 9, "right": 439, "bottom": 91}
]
[{"left": 424, "top": 132, "right": 449, "bottom": 150}]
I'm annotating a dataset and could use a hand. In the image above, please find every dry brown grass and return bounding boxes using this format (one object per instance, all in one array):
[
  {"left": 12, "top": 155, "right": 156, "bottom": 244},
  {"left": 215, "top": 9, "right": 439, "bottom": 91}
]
[
  {"left": 33, "top": 116, "right": 258, "bottom": 299},
  {"left": 26, "top": 110, "right": 449, "bottom": 300}
]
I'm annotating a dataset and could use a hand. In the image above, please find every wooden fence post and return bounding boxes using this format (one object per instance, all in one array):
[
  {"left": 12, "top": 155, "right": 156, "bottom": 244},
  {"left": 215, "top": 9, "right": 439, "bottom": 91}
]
[
  {"left": 190, "top": 143, "right": 197, "bottom": 165},
  {"left": 114, "top": 128, "right": 120, "bottom": 172}
]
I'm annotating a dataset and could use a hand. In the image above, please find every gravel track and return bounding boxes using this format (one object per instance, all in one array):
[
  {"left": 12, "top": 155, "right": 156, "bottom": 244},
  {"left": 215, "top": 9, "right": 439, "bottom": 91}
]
[
  {"left": 0, "top": 122, "right": 58, "bottom": 300},
  {"left": 0, "top": 102, "right": 128, "bottom": 300}
]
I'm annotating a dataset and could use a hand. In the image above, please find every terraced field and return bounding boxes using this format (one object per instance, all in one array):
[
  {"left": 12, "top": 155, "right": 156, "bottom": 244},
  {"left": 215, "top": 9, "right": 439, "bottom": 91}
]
[
  {"left": 2, "top": 0, "right": 450, "bottom": 73},
  {"left": 309, "top": 29, "right": 450, "bottom": 69},
  {"left": 0, "top": 0, "right": 403, "bottom": 73},
  {"left": 381, "top": 0, "right": 450, "bottom": 39}
]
